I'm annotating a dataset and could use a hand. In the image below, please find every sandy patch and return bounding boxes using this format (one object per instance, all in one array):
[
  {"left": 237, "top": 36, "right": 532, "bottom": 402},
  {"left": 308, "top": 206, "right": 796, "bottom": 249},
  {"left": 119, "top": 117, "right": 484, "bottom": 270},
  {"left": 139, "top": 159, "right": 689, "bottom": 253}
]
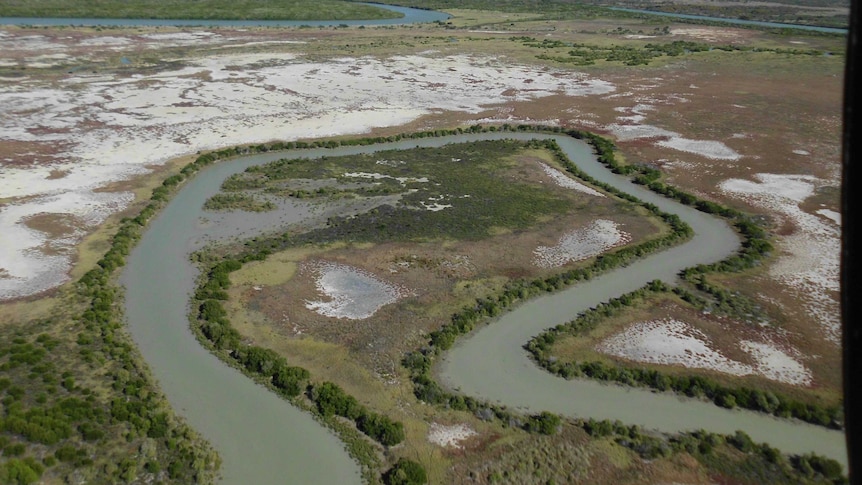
[
  {"left": 670, "top": 27, "right": 744, "bottom": 43},
  {"left": 597, "top": 319, "right": 754, "bottom": 376},
  {"left": 655, "top": 138, "right": 742, "bottom": 161},
  {"left": 537, "top": 161, "right": 605, "bottom": 197},
  {"left": 597, "top": 319, "right": 813, "bottom": 386},
  {"left": 418, "top": 194, "right": 462, "bottom": 212},
  {"left": 739, "top": 340, "right": 812, "bottom": 386},
  {"left": 343, "top": 172, "right": 428, "bottom": 184},
  {"left": 533, "top": 219, "right": 630, "bottom": 268},
  {"left": 302, "top": 261, "right": 408, "bottom": 320},
  {"left": 719, "top": 173, "right": 840, "bottom": 343},
  {"left": 816, "top": 208, "right": 840, "bottom": 225},
  {"left": 605, "top": 104, "right": 741, "bottom": 161},
  {"left": 427, "top": 423, "right": 477, "bottom": 449}
]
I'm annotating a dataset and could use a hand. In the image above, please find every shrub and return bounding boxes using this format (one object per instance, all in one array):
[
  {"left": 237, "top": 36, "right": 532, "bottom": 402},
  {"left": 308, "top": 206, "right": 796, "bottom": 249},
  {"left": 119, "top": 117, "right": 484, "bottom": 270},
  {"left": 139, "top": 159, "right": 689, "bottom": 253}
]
[{"left": 384, "top": 458, "right": 427, "bottom": 485}]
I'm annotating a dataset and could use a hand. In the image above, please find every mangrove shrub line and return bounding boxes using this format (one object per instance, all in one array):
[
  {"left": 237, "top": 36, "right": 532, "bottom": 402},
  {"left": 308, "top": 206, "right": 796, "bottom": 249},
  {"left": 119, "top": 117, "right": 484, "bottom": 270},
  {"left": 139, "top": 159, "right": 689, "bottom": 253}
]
[{"left": 524, "top": 283, "right": 843, "bottom": 428}]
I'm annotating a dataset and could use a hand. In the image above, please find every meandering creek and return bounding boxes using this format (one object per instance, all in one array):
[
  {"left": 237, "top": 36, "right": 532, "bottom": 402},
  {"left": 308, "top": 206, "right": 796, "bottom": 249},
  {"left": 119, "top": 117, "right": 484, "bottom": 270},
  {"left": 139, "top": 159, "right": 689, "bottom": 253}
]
[{"left": 123, "top": 133, "right": 845, "bottom": 485}]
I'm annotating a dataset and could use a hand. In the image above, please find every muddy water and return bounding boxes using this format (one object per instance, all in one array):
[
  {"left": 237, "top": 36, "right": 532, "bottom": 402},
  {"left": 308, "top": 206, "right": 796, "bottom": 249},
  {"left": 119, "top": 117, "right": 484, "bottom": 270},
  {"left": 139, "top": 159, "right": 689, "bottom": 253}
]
[
  {"left": 123, "top": 133, "right": 845, "bottom": 485},
  {"left": 122, "top": 150, "right": 368, "bottom": 485}
]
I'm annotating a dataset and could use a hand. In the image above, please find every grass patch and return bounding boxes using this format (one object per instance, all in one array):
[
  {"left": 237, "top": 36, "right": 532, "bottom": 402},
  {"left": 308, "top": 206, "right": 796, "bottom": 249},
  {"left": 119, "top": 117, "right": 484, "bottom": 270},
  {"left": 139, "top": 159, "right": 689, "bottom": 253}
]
[
  {"left": 233, "top": 139, "right": 588, "bottom": 248},
  {"left": 203, "top": 193, "right": 276, "bottom": 212}
]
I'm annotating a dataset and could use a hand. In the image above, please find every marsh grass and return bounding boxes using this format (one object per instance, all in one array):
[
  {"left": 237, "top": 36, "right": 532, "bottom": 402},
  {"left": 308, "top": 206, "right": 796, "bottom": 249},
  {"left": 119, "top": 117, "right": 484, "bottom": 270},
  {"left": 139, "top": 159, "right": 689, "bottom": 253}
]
[
  {"left": 203, "top": 193, "right": 276, "bottom": 212},
  {"left": 239, "top": 140, "right": 584, "bottom": 248}
]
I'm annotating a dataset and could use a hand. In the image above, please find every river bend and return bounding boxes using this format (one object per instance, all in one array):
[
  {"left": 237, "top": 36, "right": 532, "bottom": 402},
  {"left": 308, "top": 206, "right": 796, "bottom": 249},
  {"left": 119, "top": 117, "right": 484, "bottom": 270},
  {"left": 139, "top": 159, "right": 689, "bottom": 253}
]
[{"left": 123, "top": 133, "right": 845, "bottom": 485}]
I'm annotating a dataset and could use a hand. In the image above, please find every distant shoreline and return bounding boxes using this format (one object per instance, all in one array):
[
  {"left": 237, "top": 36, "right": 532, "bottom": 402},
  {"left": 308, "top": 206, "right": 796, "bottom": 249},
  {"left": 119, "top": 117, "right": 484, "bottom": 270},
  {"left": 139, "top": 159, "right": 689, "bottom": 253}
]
[{"left": 0, "top": 3, "right": 449, "bottom": 27}]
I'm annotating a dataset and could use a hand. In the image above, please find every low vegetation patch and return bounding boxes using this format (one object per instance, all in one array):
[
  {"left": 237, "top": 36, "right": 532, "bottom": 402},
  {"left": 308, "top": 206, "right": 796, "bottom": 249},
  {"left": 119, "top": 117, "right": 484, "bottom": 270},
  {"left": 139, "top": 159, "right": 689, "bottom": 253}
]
[
  {"left": 514, "top": 37, "right": 835, "bottom": 66},
  {"left": 0, "top": 156, "right": 220, "bottom": 483},
  {"left": 203, "top": 193, "right": 275, "bottom": 213}
]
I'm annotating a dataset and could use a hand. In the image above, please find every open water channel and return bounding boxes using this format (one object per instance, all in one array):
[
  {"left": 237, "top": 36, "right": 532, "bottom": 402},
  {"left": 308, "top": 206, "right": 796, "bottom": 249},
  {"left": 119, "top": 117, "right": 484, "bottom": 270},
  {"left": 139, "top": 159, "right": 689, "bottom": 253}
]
[{"left": 122, "top": 133, "right": 846, "bottom": 485}]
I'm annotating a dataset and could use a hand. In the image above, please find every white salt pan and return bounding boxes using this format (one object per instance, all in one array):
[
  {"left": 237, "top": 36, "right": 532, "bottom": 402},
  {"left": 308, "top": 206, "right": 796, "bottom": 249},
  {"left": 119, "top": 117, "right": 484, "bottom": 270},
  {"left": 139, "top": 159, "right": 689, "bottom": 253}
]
[
  {"left": 533, "top": 219, "right": 630, "bottom": 268},
  {"left": 719, "top": 173, "right": 840, "bottom": 343},
  {"left": 427, "top": 423, "right": 477, "bottom": 449},
  {"left": 740, "top": 340, "right": 812, "bottom": 386},
  {"left": 1, "top": 41, "right": 621, "bottom": 300},
  {"left": 597, "top": 319, "right": 754, "bottom": 376},
  {"left": 303, "top": 261, "right": 407, "bottom": 320},
  {"left": 537, "top": 161, "right": 604, "bottom": 197},
  {"left": 598, "top": 319, "right": 813, "bottom": 386}
]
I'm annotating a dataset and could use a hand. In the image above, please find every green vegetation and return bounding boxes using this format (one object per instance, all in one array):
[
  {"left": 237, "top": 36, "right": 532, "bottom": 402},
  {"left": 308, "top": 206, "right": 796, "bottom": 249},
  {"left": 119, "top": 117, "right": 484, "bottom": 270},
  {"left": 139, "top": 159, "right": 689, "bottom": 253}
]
[
  {"left": 309, "top": 382, "right": 404, "bottom": 446},
  {"left": 581, "top": 420, "right": 845, "bottom": 484},
  {"left": 377, "top": 0, "right": 847, "bottom": 29},
  {"left": 236, "top": 138, "right": 580, "bottom": 247},
  {"left": 0, "top": 157, "right": 219, "bottom": 481},
  {"left": 203, "top": 193, "right": 276, "bottom": 212},
  {"left": 621, "top": 3, "right": 849, "bottom": 30},
  {"left": 0, "top": 0, "right": 401, "bottom": 21},
  {"left": 383, "top": 458, "right": 427, "bottom": 485},
  {"left": 377, "top": 0, "right": 612, "bottom": 20},
  {"left": 513, "top": 37, "right": 836, "bottom": 66}
]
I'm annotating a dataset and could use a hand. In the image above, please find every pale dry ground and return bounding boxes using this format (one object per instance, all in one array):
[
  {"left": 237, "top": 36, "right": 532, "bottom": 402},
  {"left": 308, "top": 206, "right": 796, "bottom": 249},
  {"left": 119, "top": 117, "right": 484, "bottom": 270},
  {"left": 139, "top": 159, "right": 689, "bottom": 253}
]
[
  {"left": 596, "top": 318, "right": 813, "bottom": 386},
  {"left": 427, "top": 423, "right": 478, "bottom": 449},
  {"left": 532, "top": 219, "right": 631, "bottom": 268},
  {"left": 720, "top": 174, "right": 841, "bottom": 343},
  {"left": 0, "top": 17, "right": 844, "bottom": 391},
  {"left": 301, "top": 260, "right": 411, "bottom": 320}
]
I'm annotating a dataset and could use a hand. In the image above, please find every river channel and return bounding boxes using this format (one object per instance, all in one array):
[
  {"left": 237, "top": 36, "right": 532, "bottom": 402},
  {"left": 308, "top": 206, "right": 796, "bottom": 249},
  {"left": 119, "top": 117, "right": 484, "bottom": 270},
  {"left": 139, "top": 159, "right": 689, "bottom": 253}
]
[
  {"left": 608, "top": 7, "right": 847, "bottom": 33},
  {"left": 122, "top": 133, "right": 846, "bottom": 485}
]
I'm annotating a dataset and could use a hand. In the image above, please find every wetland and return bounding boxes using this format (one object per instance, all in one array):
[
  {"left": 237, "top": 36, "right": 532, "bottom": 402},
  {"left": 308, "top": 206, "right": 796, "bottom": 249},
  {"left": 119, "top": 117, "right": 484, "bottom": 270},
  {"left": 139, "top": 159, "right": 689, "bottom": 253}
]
[{"left": 0, "top": 6, "right": 847, "bottom": 484}]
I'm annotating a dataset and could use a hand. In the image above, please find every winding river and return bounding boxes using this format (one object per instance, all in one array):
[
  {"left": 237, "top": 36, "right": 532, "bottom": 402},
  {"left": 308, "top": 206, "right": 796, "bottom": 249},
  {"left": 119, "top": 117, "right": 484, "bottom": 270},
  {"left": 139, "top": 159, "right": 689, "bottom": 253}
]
[{"left": 123, "top": 133, "right": 846, "bottom": 485}]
